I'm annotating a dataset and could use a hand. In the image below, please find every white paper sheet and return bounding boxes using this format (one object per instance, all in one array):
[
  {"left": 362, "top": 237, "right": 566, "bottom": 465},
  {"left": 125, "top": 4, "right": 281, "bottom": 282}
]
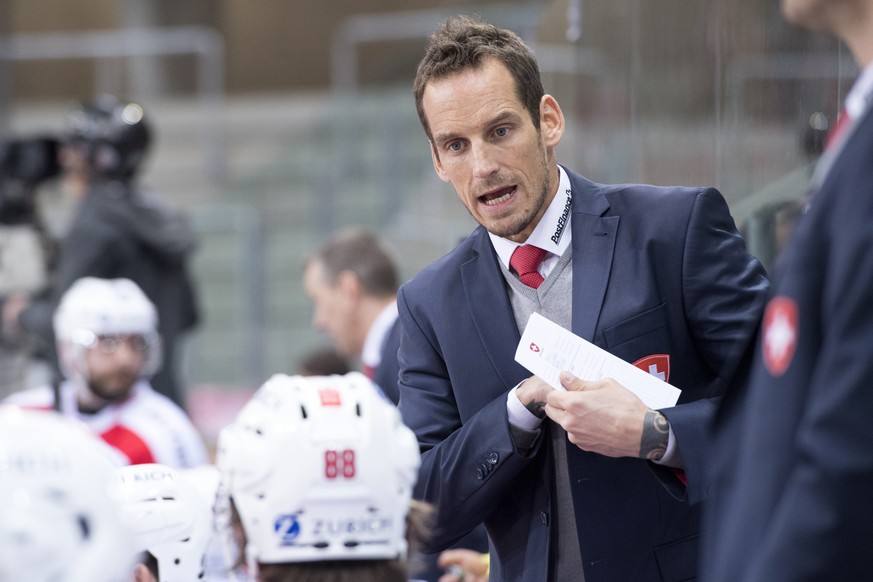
[{"left": 514, "top": 312, "right": 681, "bottom": 410}]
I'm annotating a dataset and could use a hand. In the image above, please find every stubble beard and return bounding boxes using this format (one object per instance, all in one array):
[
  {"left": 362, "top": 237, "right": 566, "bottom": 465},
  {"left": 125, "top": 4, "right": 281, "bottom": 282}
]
[
  {"left": 480, "top": 150, "right": 551, "bottom": 240},
  {"left": 88, "top": 373, "right": 138, "bottom": 403}
]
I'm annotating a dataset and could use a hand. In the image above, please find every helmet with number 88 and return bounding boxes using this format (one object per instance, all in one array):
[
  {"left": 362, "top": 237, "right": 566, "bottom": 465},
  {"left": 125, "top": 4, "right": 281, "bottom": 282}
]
[
  {"left": 215, "top": 372, "right": 420, "bottom": 567},
  {"left": 0, "top": 406, "right": 137, "bottom": 582},
  {"left": 53, "top": 277, "right": 162, "bottom": 383}
]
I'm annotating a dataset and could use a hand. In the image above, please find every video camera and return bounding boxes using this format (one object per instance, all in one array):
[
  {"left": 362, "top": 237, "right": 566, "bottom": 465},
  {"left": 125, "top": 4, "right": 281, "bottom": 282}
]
[{"left": 0, "top": 136, "right": 61, "bottom": 225}]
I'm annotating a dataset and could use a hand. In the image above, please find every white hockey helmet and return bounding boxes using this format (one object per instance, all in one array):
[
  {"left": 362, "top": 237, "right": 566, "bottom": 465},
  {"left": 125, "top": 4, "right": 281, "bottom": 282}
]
[
  {"left": 0, "top": 406, "right": 137, "bottom": 582},
  {"left": 53, "top": 277, "right": 162, "bottom": 381},
  {"left": 216, "top": 372, "right": 420, "bottom": 566},
  {"left": 114, "top": 463, "right": 217, "bottom": 582}
]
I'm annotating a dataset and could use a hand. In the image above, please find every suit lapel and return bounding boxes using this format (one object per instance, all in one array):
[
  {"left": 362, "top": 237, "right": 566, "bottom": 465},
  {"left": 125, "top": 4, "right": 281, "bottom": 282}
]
[
  {"left": 566, "top": 170, "right": 618, "bottom": 342},
  {"left": 461, "top": 230, "right": 531, "bottom": 389}
]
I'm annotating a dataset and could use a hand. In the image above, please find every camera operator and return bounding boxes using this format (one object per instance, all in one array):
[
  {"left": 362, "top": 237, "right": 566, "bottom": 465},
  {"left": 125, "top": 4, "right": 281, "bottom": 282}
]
[{"left": 1, "top": 94, "right": 199, "bottom": 409}]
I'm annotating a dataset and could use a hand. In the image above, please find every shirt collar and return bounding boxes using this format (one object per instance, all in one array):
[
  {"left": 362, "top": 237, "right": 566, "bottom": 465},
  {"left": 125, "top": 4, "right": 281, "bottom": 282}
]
[
  {"left": 361, "top": 300, "right": 399, "bottom": 367},
  {"left": 489, "top": 165, "right": 573, "bottom": 270},
  {"left": 845, "top": 60, "right": 873, "bottom": 121}
]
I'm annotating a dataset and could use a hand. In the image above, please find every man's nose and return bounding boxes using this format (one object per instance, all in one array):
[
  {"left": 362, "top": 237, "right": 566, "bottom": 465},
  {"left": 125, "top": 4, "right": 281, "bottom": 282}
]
[{"left": 471, "top": 141, "right": 499, "bottom": 179}]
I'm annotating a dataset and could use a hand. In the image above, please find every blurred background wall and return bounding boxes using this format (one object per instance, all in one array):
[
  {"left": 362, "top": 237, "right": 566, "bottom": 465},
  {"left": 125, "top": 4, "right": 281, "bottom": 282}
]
[{"left": 0, "top": 0, "right": 854, "bottom": 438}]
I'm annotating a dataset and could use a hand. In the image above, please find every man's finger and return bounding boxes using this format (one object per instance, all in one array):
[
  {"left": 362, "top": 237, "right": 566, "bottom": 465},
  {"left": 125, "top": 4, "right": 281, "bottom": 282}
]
[{"left": 559, "top": 371, "right": 589, "bottom": 391}]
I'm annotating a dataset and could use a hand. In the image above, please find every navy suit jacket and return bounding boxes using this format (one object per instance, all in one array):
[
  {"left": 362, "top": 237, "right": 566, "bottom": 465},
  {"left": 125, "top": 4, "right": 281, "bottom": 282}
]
[
  {"left": 703, "top": 106, "right": 873, "bottom": 581},
  {"left": 397, "top": 167, "right": 768, "bottom": 582}
]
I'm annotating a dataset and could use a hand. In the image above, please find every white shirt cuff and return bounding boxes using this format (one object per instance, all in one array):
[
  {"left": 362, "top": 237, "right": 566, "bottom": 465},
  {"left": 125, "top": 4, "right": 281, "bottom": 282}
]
[
  {"left": 654, "top": 425, "right": 682, "bottom": 468},
  {"left": 506, "top": 383, "right": 544, "bottom": 431}
]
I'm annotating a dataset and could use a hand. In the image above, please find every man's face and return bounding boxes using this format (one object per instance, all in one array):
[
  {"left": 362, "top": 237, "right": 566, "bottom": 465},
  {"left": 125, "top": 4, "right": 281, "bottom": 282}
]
[
  {"left": 84, "top": 334, "right": 148, "bottom": 402},
  {"left": 58, "top": 143, "right": 92, "bottom": 199},
  {"left": 303, "top": 260, "right": 358, "bottom": 358},
  {"left": 422, "top": 58, "right": 564, "bottom": 243}
]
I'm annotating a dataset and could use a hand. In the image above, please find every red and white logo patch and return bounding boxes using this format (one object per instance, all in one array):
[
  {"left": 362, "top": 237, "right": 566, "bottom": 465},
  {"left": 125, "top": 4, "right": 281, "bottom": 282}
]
[
  {"left": 633, "top": 354, "right": 670, "bottom": 383},
  {"left": 319, "top": 388, "right": 342, "bottom": 407},
  {"left": 762, "top": 296, "right": 798, "bottom": 376}
]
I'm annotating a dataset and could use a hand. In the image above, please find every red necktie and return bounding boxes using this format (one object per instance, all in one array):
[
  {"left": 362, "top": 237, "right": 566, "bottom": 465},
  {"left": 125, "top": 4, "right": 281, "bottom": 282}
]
[
  {"left": 825, "top": 108, "right": 852, "bottom": 151},
  {"left": 510, "top": 245, "right": 547, "bottom": 289}
]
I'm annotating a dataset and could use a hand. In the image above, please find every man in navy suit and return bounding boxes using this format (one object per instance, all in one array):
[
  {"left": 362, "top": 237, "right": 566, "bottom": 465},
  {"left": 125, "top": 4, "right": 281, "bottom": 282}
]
[
  {"left": 703, "top": 1, "right": 873, "bottom": 580},
  {"left": 397, "top": 15, "right": 768, "bottom": 582}
]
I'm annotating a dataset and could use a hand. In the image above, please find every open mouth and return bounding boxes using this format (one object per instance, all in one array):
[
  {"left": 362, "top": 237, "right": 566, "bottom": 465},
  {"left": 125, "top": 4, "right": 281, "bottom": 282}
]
[{"left": 479, "top": 185, "right": 516, "bottom": 206}]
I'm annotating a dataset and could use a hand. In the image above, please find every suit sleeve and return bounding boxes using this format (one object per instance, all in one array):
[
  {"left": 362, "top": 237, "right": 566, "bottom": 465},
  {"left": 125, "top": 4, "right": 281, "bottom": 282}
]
[
  {"left": 396, "top": 286, "right": 541, "bottom": 550},
  {"left": 750, "top": 179, "right": 873, "bottom": 579},
  {"left": 660, "top": 187, "right": 768, "bottom": 502}
]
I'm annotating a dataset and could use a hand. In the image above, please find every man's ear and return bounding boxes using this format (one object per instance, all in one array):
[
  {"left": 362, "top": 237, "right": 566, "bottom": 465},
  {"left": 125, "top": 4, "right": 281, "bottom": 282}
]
[
  {"left": 429, "top": 141, "right": 451, "bottom": 183},
  {"left": 133, "top": 563, "right": 157, "bottom": 582},
  {"left": 336, "top": 270, "right": 363, "bottom": 302},
  {"left": 539, "top": 94, "right": 565, "bottom": 149}
]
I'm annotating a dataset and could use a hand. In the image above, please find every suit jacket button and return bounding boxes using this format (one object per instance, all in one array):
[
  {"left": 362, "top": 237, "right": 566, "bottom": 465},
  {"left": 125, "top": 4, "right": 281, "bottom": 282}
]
[
  {"left": 540, "top": 511, "right": 549, "bottom": 526},
  {"left": 476, "top": 468, "right": 484, "bottom": 480},
  {"left": 488, "top": 452, "right": 499, "bottom": 465}
]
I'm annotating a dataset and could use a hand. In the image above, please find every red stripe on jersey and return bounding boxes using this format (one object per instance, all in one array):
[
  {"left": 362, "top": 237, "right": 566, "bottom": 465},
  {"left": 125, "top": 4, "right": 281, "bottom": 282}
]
[{"left": 101, "top": 425, "right": 156, "bottom": 465}]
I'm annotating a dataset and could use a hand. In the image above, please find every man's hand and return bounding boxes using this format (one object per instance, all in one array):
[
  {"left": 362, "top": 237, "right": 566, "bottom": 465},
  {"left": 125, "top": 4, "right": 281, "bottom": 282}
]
[
  {"left": 438, "top": 549, "right": 490, "bottom": 582},
  {"left": 545, "top": 371, "right": 669, "bottom": 460}
]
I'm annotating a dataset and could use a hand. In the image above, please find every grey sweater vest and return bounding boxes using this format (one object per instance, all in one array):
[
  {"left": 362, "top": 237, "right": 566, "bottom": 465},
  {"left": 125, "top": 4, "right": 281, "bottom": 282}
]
[{"left": 502, "top": 248, "right": 585, "bottom": 581}]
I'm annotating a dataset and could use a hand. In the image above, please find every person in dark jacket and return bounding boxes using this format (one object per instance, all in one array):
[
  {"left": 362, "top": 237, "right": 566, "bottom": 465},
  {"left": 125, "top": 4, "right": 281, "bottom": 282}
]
[{"left": 1, "top": 95, "right": 199, "bottom": 407}]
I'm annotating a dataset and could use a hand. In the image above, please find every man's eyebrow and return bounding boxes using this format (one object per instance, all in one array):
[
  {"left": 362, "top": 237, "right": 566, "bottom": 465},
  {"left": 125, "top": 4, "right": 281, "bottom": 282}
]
[
  {"left": 432, "top": 130, "right": 460, "bottom": 147},
  {"left": 490, "top": 110, "right": 519, "bottom": 127},
  {"left": 432, "top": 110, "right": 521, "bottom": 146}
]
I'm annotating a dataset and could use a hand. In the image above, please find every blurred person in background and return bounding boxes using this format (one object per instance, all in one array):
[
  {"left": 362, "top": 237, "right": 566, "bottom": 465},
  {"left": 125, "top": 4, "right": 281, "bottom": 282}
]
[
  {"left": 6, "top": 276, "right": 208, "bottom": 469},
  {"left": 0, "top": 94, "right": 199, "bottom": 407},
  {"left": 115, "top": 463, "right": 221, "bottom": 582},
  {"left": 302, "top": 228, "right": 402, "bottom": 404},
  {"left": 0, "top": 405, "right": 138, "bottom": 582},
  {"left": 215, "top": 372, "right": 428, "bottom": 582},
  {"left": 0, "top": 134, "right": 56, "bottom": 397},
  {"left": 398, "top": 14, "right": 768, "bottom": 581},
  {"left": 703, "top": 0, "right": 873, "bottom": 579}
]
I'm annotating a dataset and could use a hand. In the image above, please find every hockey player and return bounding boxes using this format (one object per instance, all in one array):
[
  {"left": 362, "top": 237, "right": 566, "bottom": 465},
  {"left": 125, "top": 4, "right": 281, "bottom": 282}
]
[
  {"left": 0, "top": 405, "right": 138, "bottom": 582},
  {"left": 215, "top": 372, "right": 428, "bottom": 582},
  {"left": 6, "top": 277, "right": 208, "bottom": 468}
]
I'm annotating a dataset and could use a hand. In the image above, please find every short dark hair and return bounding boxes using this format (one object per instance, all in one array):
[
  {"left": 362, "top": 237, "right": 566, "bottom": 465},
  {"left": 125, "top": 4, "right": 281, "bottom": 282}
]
[
  {"left": 297, "top": 346, "right": 351, "bottom": 376},
  {"left": 413, "top": 15, "right": 544, "bottom": 141},
  {"left": 143, "top": 551, "right": 159, "bottom": 579},
  {"left": 305, "top": 229, "right": 399, "bottom": 297}
]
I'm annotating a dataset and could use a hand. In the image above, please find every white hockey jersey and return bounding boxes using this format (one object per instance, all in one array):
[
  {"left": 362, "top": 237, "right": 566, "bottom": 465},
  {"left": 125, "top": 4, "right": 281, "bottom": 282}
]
[{"left": 6, "top": 381, "right": 209, "bottom": 468}]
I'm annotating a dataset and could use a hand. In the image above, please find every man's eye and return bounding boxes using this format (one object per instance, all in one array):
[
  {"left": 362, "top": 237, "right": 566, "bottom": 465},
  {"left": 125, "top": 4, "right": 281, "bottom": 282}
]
[
  {"left": 98, "top": 337, "right": 120, "bottom": 353},
  {"left": 495, "top": 127, "right": 509, "bottom": 137},
  {"left": 447, "top": 141, "right": 462, "bottom": 152},
  {"left": 131, "top": 335, "right": 150, "bottom": 352}
]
